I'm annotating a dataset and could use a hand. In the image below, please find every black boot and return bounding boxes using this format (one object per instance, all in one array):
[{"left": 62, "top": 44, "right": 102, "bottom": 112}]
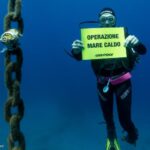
[
  {"left": 122, "top": 128, "right": 138, "bottom": 145},
  {"left": 107, "top": 128, "right": 117, "bottom": 140}
]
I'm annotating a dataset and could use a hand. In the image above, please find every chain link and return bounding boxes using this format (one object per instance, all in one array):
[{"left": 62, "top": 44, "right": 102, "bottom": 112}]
[
  {"left": 3, "top": 0, "right": 25, "bottom": 150},
  {"left": 4, "top": 0, "right": 24, "bottom": 34}
]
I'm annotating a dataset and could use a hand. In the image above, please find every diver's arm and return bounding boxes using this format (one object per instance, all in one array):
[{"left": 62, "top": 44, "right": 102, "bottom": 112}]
[
  {"left": 133, "top": 43, "right": 147, "bottom": 55},
  {"left": 125, "top": 35, "right": 147, "bottom": 55},
  {"left": 71, "top": 39, "right": 84, "bottom": 60},
  {"left": 71, "top": 49, "right": 82, "bottom": 60}
]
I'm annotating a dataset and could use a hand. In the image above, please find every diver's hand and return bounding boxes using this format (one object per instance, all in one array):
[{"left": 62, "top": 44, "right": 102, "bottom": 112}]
[
  {"left": 72, "top": 39, "right": 84, "bottom": 54},
  {"left": 124, "top": 35, "right": 140, "bottom": 48}
]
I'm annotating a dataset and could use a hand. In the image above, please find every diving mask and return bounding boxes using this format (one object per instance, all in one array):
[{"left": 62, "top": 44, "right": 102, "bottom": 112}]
[{"left": 99, "top": 13, "right": 116, "bottom": 27}]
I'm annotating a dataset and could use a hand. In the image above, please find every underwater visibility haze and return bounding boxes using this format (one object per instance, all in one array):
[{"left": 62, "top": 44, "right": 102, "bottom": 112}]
[{"left": 0, "top": 0, "right": 150, "bottom": 150}]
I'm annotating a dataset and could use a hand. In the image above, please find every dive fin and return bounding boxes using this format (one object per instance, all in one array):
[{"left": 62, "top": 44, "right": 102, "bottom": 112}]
[{"left": 106, "top": 138, "right": 120, "bottom": 150}]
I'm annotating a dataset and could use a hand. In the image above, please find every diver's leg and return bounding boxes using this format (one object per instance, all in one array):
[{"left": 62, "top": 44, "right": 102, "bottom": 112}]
[
  {"left": 97, "top": 83, "right": 116, "bottom": 140},
  {"left": 115, "top": 80, "right": 138, "bottom": 145},
  {"left": 98, "top": 83, "right": 121, "bottom": 150}
]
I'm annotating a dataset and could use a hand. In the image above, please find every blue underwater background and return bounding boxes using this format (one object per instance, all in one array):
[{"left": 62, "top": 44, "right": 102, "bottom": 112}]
[{"left": 0, "top": 0, "right": 150, "bottom": 150}]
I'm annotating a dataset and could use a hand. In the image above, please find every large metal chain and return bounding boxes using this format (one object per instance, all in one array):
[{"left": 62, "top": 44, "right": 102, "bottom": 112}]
[
  {"left": 3, "top": 0, "right": 25, "bottom": 150},
  {"left": 4, "top": 0, "right": 24, "bottom": 34}
]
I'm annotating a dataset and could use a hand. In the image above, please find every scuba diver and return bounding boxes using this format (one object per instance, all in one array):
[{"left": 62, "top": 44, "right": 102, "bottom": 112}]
[{"left": 70, "top": 8, "right": 147, "bottom": 150}]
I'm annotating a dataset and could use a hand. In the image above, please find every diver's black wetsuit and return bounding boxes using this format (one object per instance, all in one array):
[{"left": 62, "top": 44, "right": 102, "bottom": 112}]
[
  {"left": 72, "top": 35, "right": 146, "bottom": 144},
  {"left": 97, "top": 79, "right": 135, "bottom": 141}
]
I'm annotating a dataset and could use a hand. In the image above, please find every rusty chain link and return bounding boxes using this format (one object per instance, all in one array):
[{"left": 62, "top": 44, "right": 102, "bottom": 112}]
[
  {"left": 4, "top": 0, "right": 24, "bottom": 34},
  {"left": 3, "top": 0, "right": 25, "bottom": 150}
]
